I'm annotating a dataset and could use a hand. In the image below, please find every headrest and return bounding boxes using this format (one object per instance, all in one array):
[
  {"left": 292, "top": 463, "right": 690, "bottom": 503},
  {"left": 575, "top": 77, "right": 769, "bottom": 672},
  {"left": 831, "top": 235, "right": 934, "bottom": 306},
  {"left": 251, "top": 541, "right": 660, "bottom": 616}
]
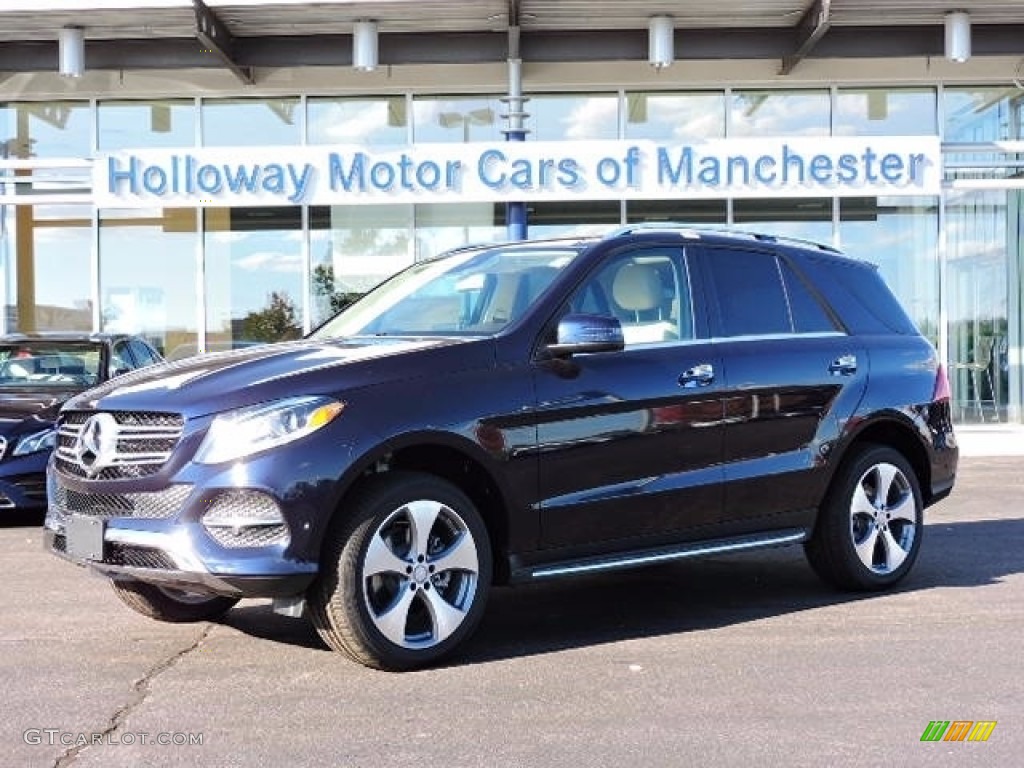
[{"left": 612, "top": 263, "right": 661, "bottom": 312}]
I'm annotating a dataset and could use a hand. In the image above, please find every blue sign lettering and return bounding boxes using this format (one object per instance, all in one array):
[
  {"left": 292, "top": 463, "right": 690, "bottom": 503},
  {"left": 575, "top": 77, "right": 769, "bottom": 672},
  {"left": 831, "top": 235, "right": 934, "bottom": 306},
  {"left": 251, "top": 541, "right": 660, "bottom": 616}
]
[{"left": 98, "top": 138, "right": 939, "bottom": 207}]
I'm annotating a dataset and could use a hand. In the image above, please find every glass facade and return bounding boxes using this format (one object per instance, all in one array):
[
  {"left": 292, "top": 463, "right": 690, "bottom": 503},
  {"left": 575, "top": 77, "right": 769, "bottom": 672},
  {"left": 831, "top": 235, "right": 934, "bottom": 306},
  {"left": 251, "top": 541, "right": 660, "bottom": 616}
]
[
  {"left": 99, "top": 208, "right": 198, "bottom": 357},
  {"left": 204, "top": 207, "right": 304, "bottom": 350},
  {"left": 0, "top": 87, "right": 1021, "bottom": 424}
]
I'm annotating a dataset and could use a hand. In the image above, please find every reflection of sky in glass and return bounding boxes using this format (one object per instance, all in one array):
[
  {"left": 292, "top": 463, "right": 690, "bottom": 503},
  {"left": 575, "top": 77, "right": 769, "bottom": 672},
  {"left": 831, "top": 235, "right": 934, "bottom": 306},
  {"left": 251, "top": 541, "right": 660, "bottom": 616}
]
[
  {"left": 733, "top": 198, "right": 833, "bottom": 245},
  {"left": 310, "top": 204, "right": 413, "bottom": 326},
  {"left": 412, "top": 97, "right": 504, "bottom": 143},
  {"left": 312, "top": 204, "right": 411, "bottom": 282},
  {"left": 1, "top": 205, "right": 91, "bottom": 330},
  {"left": 413, "top": 203, "right": 502, "bottom": 260},
  {"left": 834, "top": 88, "right": 936, "bottom": 136},
  {"left": 624, "top": 93, "right": 725, "bottom": 141},
  {"left": 204, "top": 220, "right": 303, "bottom": 335},
  {"left": 98, "top": 101, "right": 196, "bottom": 150},
  {"left": 202, "top": 98, "right": 300, "bottom": 146},
  {"left": 0, "top": 103, "right": 91, "bottom": 158},
  {"left": 838, "top": 196, "right": 938, "bottom": 337},
  {"left": 529, "top": 95, "right": 618, "bottom": 141},
  {"left": 730, "top": 90, "right": 829, "bottom": 137},
  {"left": 99, "top": 208, "right": 198, "bottom": 349},
  {"left": 309, "top": 98, "right": 408, "bottom": 145},
  {"left": 943, "top": 87, "right": 1024, "bottom": 142}
]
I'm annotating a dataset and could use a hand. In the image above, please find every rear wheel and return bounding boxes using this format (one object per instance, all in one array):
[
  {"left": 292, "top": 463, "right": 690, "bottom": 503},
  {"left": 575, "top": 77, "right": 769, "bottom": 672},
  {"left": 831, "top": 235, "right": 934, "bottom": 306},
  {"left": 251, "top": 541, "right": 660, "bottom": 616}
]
[
  {"left": 805, "top": 444, "right": 923, "bottom": 591},
  {"left": 111, "top": 580, "right": 239, "bottom": 622},
  {"left": 308, "top": 472, "right": 492, "bottom": 671}
]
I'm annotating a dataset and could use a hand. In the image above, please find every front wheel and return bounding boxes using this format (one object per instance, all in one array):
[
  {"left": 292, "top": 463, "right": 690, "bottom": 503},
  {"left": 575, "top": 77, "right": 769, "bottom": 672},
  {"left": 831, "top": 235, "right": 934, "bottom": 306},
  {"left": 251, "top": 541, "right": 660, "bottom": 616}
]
[
  {"left": 111, "top": 580, "right": 239, "bottom": 622},
  {"left": 308, "top": 472, "right": 492, "bottom": 671},
  {"left": 805, "top": 444, "right": 923, "bottom": 591}
]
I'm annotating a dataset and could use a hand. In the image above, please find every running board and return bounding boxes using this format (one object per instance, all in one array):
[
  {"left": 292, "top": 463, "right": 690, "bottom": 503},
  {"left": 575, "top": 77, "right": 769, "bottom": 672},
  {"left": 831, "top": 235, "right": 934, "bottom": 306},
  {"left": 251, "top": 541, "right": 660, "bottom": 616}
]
[{"left": 524, "top": 529, "right": 809, "bottom": 581}]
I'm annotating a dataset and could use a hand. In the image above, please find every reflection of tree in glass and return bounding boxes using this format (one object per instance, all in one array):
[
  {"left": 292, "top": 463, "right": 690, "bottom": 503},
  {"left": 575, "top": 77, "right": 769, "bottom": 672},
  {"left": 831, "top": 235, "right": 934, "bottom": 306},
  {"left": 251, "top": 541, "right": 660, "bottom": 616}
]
[
  {"left": 312, "top": 264, "right": 363, "bottom": 316},
  {"left": 241, "top": 291, "right": 301, "bottom": 343}
]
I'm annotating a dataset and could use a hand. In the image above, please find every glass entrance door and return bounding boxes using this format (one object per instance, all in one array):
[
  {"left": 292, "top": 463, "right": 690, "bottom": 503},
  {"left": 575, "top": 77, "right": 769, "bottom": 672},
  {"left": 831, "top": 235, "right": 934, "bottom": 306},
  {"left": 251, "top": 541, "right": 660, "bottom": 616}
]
[{"left": 945, "top": 188, "right": 1021, "bottom": 423}]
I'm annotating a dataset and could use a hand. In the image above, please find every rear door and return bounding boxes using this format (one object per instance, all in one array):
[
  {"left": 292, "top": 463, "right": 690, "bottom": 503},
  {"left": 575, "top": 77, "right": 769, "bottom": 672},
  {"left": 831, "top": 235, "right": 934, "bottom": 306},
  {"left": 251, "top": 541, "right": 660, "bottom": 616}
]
[{"left": 696, "top": 244, "right": 868, "bottom": 528}]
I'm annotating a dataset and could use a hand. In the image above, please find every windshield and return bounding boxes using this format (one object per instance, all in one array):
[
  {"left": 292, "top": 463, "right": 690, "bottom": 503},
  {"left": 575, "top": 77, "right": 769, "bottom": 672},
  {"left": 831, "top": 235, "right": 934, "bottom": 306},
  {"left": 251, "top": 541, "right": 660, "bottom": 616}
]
[
  {"left": 312, "top": 245, "right": 581, "bottom": 339},
  {"left": 0, "top": 342, "right": 101, "bottom": 389}
]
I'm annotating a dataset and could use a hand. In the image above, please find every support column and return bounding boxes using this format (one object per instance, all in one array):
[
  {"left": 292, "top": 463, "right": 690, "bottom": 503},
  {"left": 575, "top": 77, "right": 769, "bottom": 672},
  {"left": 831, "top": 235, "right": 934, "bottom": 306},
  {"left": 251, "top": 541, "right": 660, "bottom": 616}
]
[{"left": 502, "top": 21, "right": 529, "bottom": 241}]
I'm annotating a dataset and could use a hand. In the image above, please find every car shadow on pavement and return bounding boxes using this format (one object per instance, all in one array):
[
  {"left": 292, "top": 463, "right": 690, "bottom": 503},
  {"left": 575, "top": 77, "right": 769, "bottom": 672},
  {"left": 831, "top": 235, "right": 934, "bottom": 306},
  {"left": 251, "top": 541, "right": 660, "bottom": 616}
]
[{"left": 220, "top": 516, "right": 1024, "bottom": 664}]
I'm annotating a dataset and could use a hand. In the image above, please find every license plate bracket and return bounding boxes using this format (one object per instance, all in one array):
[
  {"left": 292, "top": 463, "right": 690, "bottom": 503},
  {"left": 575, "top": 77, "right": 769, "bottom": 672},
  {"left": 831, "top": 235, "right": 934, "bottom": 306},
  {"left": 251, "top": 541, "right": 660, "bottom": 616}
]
[{"left": 66, "top": 515, "right": 105, "bottom": 561}]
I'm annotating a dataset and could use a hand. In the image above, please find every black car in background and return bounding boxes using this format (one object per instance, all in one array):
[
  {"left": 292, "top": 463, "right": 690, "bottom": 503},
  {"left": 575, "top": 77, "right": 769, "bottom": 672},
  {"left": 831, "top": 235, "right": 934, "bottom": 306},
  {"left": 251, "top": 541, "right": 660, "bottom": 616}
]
[
  {"left": 0, "top": 333, "right": 162, "bottom": 515},
  {"left": 45, "top": 227, "right": 957, "bottom": 670}
]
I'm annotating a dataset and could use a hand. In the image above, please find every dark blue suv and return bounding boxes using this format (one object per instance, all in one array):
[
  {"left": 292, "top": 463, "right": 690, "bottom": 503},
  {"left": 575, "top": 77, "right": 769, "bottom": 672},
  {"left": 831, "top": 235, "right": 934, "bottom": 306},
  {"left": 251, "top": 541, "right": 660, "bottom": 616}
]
[{"left": 45, "top": 226, "right": 957, "bottom": 670}]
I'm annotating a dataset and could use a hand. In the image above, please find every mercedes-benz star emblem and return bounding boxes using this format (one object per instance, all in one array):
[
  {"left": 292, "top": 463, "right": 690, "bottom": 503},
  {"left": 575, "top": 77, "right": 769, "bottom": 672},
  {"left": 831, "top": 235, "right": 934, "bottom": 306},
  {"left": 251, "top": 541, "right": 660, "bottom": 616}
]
[{"left": 73, "top": 413, "right": 119, "bottom": 477}]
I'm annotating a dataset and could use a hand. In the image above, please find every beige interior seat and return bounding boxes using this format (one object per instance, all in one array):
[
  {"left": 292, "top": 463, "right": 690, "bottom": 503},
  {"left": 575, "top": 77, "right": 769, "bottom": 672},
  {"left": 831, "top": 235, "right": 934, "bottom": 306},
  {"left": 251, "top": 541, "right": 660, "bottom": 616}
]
[{"left": 611, "top": 262, "right": 678, "bottom": 344}]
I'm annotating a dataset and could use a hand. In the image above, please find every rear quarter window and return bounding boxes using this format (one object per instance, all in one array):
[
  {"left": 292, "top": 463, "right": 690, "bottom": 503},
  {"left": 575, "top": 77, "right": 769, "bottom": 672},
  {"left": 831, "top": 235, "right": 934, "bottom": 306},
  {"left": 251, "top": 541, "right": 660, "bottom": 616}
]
[{"left": 799, "top": 255, "right": 918, "bottom": 335}]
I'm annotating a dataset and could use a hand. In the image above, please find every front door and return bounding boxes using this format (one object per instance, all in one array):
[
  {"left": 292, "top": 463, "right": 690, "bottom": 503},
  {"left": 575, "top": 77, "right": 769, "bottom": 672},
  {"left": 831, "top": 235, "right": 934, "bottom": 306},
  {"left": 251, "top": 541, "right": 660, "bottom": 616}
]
[{"left": 531, "top": 245, "right": 725, "bottom": 552}]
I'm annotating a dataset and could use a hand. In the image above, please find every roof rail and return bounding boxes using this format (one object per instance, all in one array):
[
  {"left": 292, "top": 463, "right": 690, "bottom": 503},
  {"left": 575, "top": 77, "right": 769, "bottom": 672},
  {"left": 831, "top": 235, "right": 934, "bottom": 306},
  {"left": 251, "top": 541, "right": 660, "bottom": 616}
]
[
  {"left": 602, "top": 222, "right": 703, "bottom": 240},
  {"left": 603, "top": 222, "right": 842, "bottom": 254},
  {"left": 431, "top": 233, "right": 600, "bottom": 261}
]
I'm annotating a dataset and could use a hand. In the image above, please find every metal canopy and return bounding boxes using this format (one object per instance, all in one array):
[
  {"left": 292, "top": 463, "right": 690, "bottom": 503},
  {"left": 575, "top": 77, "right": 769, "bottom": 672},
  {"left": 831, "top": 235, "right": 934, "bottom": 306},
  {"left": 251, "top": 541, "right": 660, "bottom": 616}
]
[{"left": 0, "top": 0, "right": 1022, "bottom": 77}]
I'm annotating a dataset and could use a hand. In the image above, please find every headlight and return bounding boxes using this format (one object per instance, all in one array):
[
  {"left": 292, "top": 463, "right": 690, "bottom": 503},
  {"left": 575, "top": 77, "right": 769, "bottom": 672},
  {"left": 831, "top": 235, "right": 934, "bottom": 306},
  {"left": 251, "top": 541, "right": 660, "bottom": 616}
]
[
  {"left": 13, "top": 427, "right": 57, "bottom": 457},
  {"left": 195, "top": 396, "right": 344, "bottom": 464}
]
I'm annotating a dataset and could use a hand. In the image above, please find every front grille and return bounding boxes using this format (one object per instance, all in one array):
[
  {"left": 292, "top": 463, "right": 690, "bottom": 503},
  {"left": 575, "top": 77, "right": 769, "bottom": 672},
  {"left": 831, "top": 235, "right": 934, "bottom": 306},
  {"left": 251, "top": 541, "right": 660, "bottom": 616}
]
[
  {"left": 61, "top": 411, "right": 183, "bottom": 429},
  {"left": 49, "top": 481, "right": 192, "bottom": 522},
  {"left": 55, "top": 410, "right": 184, "bottom": 480},
  {"left": 51, "top": 533, "right": 175, "bottom": 570}
]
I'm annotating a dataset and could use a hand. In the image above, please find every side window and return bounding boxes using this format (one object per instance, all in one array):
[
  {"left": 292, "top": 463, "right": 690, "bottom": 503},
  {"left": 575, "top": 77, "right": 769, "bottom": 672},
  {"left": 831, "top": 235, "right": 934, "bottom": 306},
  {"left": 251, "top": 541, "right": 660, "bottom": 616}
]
[
  {"left": 703, "top": 247, "right": 789, "bottom": 337},
  {"left": 779, "top": 260, "right": 840, "bottom": 333},
  {"left": 110, "top": 341, "right": 135, "bottom": 374},
  {"left": 567, "top": 247, "right": 693, "bottom": 346},
  {"left": 129, "top": 340, "right": 159, "bottom": 367}
]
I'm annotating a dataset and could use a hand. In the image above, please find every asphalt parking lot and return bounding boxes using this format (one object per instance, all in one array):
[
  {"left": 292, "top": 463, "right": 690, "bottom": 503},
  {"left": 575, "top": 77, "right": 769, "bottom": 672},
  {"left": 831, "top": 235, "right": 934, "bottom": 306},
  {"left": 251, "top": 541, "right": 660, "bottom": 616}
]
[{"left": 1, "top": 455, "right": 1021, "bottom": 768}]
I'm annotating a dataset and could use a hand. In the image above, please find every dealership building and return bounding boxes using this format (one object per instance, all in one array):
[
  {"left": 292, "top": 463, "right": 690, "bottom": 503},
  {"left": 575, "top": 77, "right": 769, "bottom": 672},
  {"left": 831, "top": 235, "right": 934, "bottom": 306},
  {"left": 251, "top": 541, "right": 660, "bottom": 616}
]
[{"left": 0, "top": 0, "right": 1022, "bottom": 423}]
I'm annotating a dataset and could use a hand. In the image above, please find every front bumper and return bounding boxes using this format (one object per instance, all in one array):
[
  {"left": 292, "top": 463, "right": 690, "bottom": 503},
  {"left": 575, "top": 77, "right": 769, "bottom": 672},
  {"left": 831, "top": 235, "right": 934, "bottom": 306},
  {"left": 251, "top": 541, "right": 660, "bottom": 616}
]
[
  {"left": 43, "top": 462, "right": 322, "bottom": 599},
  {"left": 44, "top": 528, "right": 313, "bottom": 598}
]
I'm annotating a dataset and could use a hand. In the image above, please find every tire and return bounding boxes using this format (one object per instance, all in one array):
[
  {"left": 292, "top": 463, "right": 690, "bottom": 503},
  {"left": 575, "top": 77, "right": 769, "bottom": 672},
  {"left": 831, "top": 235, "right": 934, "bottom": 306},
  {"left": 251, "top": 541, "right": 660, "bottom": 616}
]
[
  {"left": 805, "top": 443, "right": 923, "bottom": 591},
  {"left": 308, "top": 472, "right": 492, "bottom": 671},
  {"left": 111, "top": 580, "right": 239, "bottom": 623}
]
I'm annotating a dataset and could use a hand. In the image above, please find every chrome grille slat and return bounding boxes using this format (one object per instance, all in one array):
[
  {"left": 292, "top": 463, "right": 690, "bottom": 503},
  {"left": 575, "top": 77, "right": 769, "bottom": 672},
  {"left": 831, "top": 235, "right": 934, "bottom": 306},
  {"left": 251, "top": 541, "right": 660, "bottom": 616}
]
[{"left": 55, "top": 410, "right": 184, "bottom": 479}]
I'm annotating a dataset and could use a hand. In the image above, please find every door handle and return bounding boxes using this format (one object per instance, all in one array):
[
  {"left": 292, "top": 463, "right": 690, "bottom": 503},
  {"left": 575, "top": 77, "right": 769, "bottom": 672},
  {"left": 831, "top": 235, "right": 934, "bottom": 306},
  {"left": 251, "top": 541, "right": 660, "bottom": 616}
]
[
  {"left": 829, "top": 354, "right": 858, "bottom": 376},
  {"left": 679, "top": 363, "right": 714, "bottom": 388}
]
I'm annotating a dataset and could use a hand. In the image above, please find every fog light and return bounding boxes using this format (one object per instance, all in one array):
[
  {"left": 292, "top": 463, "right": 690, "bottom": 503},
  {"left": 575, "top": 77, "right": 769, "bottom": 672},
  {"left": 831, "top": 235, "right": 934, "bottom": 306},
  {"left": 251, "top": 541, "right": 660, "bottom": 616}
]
[{"left": 201, "top": 490, "right": 289, "bottom": 548}]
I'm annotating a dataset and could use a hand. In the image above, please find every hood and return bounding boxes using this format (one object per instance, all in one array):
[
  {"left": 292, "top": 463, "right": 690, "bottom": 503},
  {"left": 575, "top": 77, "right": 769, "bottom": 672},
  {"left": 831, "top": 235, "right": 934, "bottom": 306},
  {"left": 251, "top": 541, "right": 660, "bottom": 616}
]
[
  {"left": 63, "top": 336, "right": 492, "bottom": 417},
  {"left": 0, "top": 390, "right": 77, "bottom": 433}
]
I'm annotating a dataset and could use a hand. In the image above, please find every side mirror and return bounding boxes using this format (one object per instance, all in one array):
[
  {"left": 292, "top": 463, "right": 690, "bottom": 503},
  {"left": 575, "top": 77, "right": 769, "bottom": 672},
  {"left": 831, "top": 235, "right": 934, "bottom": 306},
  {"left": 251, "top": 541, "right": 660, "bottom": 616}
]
[
  {"left": 110, "top": 366, "right": 132, "bottom": 378},
  {"left": 546, "top": 313, "right": 625, "bottom": 357}
]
